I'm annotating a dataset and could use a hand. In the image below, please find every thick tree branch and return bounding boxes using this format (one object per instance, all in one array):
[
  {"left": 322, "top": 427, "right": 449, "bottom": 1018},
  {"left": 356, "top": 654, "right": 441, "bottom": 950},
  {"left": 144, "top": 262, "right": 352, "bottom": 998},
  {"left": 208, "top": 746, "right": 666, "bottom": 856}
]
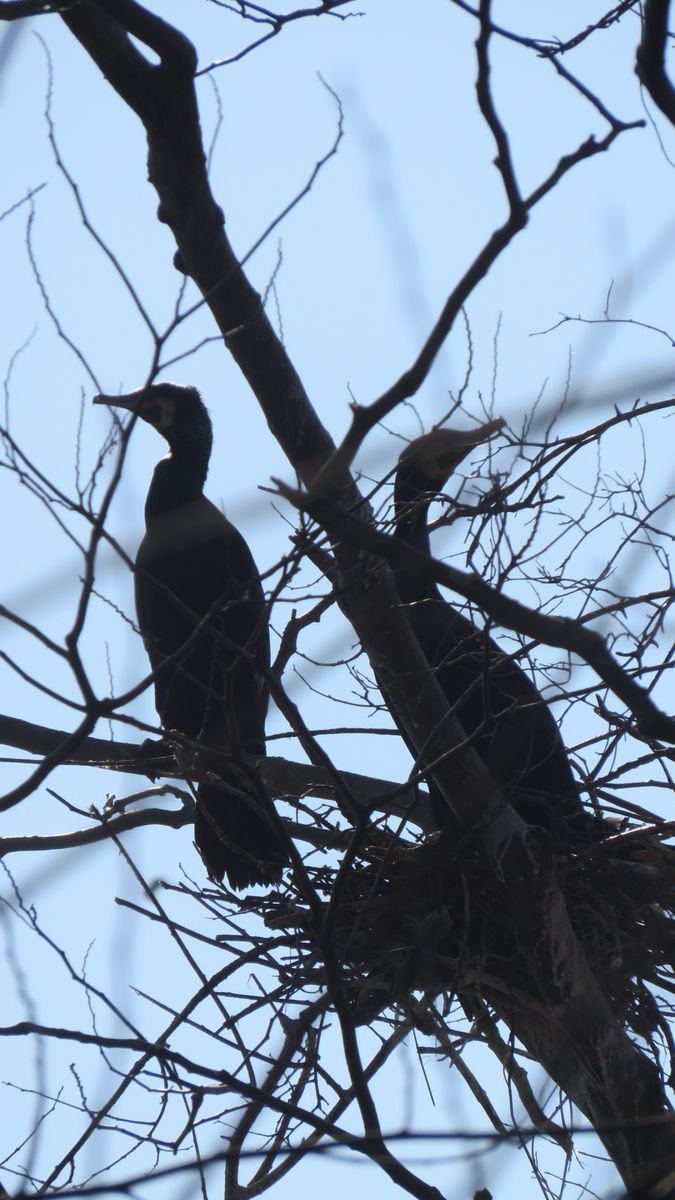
[
  {"left": 0, "top": 712, "right": 434, "bottom": 829},
  {"left": 636, "top": 0, "right": 675, "bottom": 124}
]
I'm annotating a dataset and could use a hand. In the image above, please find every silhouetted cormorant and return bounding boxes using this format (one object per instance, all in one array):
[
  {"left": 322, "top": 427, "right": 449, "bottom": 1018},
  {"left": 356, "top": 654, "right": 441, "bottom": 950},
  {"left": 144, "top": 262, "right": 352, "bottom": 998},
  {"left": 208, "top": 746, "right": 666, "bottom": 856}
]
[
  {"left": 393, "top": 423, "right": 592, "bottom": 838},
  {"left": 94, "top": 382, "right": 287, "bottom": 888}
]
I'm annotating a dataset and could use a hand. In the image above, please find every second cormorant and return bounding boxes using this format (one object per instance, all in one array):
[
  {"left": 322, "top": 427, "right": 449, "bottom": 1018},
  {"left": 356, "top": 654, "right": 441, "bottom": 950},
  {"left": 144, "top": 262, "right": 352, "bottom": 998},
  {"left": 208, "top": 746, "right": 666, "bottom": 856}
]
[
  {"left": 94, "top": 382, "right": 287, "bottom": 889},
  {"left": 393, "top": 422, "right": 594, "bottom": 839}
]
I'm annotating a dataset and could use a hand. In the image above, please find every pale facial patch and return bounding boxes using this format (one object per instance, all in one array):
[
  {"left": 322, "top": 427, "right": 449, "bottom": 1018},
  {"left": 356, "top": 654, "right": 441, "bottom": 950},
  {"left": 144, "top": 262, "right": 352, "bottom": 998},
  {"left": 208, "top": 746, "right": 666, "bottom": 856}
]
[{"left": 143, "top": 395, "right": 176, "bottom": 430}]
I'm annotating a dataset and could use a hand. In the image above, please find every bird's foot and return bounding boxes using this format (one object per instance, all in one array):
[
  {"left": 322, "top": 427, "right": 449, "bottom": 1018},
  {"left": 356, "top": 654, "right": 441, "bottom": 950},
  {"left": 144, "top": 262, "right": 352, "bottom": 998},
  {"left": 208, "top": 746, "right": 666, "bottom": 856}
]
[{"left": 138, "top": 736, "right": 175, "bottom": 782}]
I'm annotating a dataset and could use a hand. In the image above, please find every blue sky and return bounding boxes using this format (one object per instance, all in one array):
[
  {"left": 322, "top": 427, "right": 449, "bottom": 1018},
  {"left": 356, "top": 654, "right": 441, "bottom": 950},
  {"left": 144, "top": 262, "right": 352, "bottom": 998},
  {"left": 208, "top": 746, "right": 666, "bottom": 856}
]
[{"left": 2, "top": 1, "right": 675, "bottom": 1196}]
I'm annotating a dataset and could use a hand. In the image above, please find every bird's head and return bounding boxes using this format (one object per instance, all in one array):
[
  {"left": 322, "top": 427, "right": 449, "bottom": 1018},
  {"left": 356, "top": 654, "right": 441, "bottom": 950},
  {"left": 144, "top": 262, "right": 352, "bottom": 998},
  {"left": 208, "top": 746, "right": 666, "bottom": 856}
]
[
  {"left": 397, "top": 418, "right": 505, "bottom": 493},
  {"left": 394, "top": 419, "right": 505, "bottom": 538},
  {"left": 93, "top": 382, "right": 212, "bottom": 452}
]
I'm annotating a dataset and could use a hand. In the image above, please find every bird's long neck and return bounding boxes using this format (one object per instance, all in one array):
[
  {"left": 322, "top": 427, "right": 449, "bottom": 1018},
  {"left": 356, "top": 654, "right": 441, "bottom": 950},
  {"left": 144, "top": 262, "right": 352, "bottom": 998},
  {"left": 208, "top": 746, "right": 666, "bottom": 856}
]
[
  {"left": 393, "top": 471, "right": 440, "bottom": 601},
  {"left": 144, "top": 431, "right": 211, "bottom": 524},
  {"left": 394, "top": 472, "right": 434, "bottom": 554}
]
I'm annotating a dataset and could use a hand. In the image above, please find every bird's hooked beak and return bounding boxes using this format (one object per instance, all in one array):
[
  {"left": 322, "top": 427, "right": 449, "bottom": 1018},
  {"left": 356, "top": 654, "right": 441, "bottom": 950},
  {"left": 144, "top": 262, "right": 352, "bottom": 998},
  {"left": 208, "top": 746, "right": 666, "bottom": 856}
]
[
  {"left": 93, "top": 387, "right": 171, "bottom": 431},
  {"left": 431, "top": 417, "right": 505, "bottom": 478},
  {"left": 401, "top": 417, "right": 505, "bottom": 486},
  {"left": 93, "top": 387, "right": 148, "bottom": 413}
]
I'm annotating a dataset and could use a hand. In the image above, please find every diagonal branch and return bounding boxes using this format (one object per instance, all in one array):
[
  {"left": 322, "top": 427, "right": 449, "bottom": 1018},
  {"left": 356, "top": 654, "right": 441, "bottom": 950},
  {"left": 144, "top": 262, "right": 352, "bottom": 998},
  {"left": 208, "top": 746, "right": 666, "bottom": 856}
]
[{"left": 636, "top": 0, "right": 675, "bottom": 124}]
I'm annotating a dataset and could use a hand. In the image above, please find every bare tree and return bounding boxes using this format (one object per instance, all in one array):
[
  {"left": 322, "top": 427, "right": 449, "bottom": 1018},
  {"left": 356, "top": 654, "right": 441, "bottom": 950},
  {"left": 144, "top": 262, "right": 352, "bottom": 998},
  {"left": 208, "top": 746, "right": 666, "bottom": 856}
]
[{"left": 2, "top": 2, "right": 675, "bottom": 1197}]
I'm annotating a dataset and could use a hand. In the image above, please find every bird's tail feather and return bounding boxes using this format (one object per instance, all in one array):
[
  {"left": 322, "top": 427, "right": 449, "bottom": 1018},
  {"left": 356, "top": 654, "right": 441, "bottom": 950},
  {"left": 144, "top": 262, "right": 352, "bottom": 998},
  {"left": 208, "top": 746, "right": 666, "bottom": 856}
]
[{"left": 194, "top": 781, "right": 287, "bottom": 890}]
